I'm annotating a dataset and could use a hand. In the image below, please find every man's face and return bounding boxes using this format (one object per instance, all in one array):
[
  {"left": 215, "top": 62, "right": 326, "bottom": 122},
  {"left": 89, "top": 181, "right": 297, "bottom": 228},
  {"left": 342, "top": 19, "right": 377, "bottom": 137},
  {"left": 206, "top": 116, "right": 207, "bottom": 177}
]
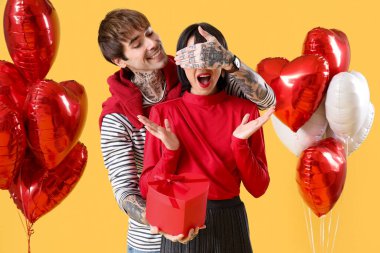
[{"left": 114, "top": 27, "right": 168, "bottom": 73}]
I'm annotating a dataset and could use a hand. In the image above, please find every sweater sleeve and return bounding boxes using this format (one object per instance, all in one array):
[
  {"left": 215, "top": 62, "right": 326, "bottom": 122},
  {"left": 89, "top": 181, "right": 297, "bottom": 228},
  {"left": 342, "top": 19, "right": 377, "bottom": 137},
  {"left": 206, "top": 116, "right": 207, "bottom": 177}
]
[
  {"left": 139, "top": 107, "right": 181, "bottom": 198},
  {"left": 231, "top": 110, "right": 270, "bottom": 198},
  {"left": 100, "top": 113, "right": 141, "bottom": 212}
]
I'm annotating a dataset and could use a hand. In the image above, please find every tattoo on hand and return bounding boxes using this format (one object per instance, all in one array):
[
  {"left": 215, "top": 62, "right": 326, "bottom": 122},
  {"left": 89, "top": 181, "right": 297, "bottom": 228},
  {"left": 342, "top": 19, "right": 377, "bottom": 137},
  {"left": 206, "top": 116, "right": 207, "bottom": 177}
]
[
  {"left": 199, "top": 43, "right": 231, "bottom": 68},
  {"left": 124, "top": 195, "right": 148, "bottom": 224}
]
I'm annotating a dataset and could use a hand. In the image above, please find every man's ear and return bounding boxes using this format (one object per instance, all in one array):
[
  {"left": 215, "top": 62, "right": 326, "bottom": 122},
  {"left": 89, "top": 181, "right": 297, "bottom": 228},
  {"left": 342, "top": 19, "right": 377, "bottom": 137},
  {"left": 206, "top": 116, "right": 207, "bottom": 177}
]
[{"left": 112, "top": 58, "right": 128, "bottom": 68}]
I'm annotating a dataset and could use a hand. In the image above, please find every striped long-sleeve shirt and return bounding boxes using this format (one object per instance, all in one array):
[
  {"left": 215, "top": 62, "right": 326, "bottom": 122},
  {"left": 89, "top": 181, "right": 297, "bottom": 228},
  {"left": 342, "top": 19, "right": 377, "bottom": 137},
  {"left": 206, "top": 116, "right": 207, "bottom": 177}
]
[{"left": 100, "top": 71, "right": 275, "bottom": 252}]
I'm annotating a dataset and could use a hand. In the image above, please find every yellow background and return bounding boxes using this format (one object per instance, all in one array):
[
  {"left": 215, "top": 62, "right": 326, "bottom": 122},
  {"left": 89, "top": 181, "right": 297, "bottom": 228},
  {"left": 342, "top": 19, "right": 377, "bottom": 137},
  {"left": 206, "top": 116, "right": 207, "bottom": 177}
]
[{"left": 0, "top": 0, "right": 379, "bottom": 252}]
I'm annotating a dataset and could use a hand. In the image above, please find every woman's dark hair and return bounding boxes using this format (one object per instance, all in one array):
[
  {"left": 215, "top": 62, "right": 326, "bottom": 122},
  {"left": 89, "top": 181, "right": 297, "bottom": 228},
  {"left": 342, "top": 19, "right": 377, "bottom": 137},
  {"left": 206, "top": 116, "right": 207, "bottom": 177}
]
[{"left": 176, "top": 23, "right": 228, "bottom": 93}]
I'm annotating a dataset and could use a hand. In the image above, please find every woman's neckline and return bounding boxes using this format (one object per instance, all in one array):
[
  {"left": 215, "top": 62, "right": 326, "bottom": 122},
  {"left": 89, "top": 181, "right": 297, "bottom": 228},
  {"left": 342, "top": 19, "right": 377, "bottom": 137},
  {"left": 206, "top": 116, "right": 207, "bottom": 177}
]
[{"left": 182, "top": 90, "right": 227, "bottom": 106}]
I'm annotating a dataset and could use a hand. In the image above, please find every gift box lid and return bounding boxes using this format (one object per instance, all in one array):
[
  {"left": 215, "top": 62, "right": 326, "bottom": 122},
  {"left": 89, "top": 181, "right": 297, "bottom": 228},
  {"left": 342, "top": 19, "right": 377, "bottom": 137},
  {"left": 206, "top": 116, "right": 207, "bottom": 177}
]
[{"left": 148, "top": 173, "right": 209, "bottom": 201}]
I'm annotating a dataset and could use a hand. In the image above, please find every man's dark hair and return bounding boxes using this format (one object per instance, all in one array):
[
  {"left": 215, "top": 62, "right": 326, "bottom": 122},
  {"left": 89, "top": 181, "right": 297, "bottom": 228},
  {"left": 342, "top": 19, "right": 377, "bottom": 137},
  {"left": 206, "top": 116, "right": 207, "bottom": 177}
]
[{"left": 98, "top": 9, "right": 150, "bottom": 64}]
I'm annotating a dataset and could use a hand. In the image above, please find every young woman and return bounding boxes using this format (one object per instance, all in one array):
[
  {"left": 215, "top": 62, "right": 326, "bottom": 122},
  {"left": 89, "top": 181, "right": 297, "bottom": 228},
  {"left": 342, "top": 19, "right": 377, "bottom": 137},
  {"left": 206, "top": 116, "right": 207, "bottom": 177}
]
[{"left": 138, "top": 23, "right": 274, "bottom": 253}]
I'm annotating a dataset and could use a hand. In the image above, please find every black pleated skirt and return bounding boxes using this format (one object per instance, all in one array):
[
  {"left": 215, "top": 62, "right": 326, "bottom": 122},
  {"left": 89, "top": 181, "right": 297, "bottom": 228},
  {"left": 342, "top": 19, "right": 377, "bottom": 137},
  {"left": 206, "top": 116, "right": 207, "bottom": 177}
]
[{"left": 160, "top": 196, "right": 253, "bottom": 253}]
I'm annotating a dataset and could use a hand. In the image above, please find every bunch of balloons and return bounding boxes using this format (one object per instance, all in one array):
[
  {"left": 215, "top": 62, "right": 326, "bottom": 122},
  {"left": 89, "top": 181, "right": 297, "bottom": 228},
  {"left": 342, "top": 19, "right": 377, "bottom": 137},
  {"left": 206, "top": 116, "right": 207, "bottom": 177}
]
[
  {"left": 258, "top": 27, "right": 374, "bottom": 217},
  {"left": 0, "top": 0, "right": 87, "bottom": 234}
]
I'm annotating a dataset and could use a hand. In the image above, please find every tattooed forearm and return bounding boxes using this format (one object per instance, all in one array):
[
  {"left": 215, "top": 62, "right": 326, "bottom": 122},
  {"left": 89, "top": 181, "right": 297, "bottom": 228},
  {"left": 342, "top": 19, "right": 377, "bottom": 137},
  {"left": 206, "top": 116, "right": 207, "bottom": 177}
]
[
  {"left": 123, "top": 194, "right": 148, "bottom": 225},
  {"left": 228, "top": 62, "right": 267, "bottom": 101}
]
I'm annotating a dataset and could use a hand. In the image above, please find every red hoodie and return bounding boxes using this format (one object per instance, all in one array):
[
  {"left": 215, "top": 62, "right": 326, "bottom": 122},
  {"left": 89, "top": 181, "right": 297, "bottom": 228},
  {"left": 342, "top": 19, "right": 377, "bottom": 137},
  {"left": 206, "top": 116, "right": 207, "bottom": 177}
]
[{"left": 99, "top": 56, "right": 182, "bottom": 129}]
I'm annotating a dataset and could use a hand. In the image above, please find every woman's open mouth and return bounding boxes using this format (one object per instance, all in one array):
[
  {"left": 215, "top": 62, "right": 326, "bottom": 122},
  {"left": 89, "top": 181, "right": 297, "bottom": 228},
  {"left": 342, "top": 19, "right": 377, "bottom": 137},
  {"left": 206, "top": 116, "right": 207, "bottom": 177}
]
[{"left": 197, "top": 73, "right": 211, "bottom": 88}]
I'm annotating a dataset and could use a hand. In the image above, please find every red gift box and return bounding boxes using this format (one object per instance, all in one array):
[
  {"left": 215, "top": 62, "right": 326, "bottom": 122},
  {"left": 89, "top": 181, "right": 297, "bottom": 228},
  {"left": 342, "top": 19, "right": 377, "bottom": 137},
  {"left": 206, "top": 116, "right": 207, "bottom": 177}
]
[{"left": 146, "top": 173, "right": 209, "bottom": 236}]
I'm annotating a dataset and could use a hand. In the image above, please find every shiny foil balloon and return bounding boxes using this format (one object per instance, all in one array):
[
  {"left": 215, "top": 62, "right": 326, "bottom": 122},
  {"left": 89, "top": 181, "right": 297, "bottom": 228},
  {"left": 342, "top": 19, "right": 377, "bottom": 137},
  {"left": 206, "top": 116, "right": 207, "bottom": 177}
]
[
  {"left": 327, "top": 103, "right": 375, "bottom": 155},
  {"left": 0, "top": 60, "right": 28, "bottom": 111},
  {"left": 303, "top": 27, "right": 350, "bottom": 79},
  {"left": 0, "top": 97, "right": 26, "bottom": 189},
  {"left": 9, "top": 142, "right": 87, "bottom": 223},
  {"left": 325, "top": 71, "right": 370, "bottom": 138},
  {"left": 271, "top": 102, "right": 327, "bottom": 157},
  {"left": 257, "top": 55, "right": 329, "bottom": 132},
  {"left": 257, "top": 57, "right": 289, "bottom": 85},
  {"left": 24, "top": 80, "right": 87, "bottom": 169},
  {"left": 3, "top": 0, "right": 59, "bottom": 83},
  {"left": 296, "top": 138, "right": 346, "bottom": 217}
]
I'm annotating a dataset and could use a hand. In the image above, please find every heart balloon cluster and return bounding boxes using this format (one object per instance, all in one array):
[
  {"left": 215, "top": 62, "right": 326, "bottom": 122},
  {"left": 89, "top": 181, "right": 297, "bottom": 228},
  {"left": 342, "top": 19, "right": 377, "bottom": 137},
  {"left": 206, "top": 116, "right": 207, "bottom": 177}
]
[
  {"left": 258, "top": 27, "right": 374, "bottom": 216},
  {"left": 0, "top": 0, "right": 87, "bottom": 224}
]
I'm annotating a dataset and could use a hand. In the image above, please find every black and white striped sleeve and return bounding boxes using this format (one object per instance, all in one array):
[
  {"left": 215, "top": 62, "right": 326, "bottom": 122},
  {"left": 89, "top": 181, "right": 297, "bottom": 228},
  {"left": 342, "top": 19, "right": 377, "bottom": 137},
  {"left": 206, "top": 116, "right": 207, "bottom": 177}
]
[{"left": 100, "top": 113, "right": 141, "bottom": 212}]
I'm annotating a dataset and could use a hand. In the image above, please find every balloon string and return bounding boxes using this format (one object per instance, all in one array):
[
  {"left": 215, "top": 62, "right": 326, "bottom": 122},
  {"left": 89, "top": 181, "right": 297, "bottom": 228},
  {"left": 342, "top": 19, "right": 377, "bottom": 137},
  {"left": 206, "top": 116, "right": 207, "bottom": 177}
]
[
  {"left": 308, "top": 207, "right": 316, "bottom": 253},
  {"left": 319, "top": 216, "right": 322, "bottom": 252},
  {"left": 330, "top": 214, "right": 340, "bottom": 253},
  {"left": 303, "top": 203, "right": 312, "bottom": 251},
  {"left": 320, "top": 215, "right": 325, "bottom": 253},
  {"left": 326, "top": 209, "right": 333, "bottom": 252},
  {"left": 26, "top": 220, "right": 34, "bottom": 253},
  {"left": 17, "top": 210, "right": 27, "bottom": 235}
]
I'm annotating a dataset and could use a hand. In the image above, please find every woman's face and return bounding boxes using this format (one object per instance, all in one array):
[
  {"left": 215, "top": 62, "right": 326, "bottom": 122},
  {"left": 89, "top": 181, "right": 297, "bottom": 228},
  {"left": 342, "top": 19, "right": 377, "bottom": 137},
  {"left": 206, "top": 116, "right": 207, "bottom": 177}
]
[{"left": 184, "top": 36, "right": 222, "bottom": 96}]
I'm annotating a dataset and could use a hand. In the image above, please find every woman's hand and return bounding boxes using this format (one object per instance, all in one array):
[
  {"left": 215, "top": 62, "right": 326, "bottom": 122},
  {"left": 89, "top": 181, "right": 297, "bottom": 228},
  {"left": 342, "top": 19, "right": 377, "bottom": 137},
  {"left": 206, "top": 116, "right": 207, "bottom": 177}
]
[
  {"left": 137, "top": 115, "right": 180, "bottom": 151},
  {"left": 150, "top": 225, "right": 205, "bottom": 244},
  {"left": 233, "top": 107, "right": 275, "bottom": 139}
]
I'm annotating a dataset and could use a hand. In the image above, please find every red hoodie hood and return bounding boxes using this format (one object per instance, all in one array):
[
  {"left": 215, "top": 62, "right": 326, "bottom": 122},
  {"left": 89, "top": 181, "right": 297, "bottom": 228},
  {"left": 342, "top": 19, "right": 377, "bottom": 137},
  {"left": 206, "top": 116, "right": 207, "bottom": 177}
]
[{"left": 99, "top": 56, "right": 181, "bottom": 129}]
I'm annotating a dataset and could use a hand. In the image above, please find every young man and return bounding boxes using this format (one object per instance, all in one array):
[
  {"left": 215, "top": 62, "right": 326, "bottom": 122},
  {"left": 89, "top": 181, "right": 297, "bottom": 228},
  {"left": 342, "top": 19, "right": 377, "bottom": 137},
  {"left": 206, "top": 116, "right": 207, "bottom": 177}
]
[{"left": 98, "top": 9, "right": 275, "bottom": 253}]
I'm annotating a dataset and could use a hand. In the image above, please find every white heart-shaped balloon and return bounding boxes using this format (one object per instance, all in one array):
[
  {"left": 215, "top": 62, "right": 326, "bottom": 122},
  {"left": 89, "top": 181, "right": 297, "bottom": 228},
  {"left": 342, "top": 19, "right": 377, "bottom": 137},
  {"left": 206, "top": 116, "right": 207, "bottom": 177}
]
[
  {"left": 271, "top": 102, "right": 328, "bottom": 156},
  {"left": 327, "top": 102, "right": 375, "bottom": 155},
  {"left": 325, "top": 71, "right": 370, "bottom": 138}
]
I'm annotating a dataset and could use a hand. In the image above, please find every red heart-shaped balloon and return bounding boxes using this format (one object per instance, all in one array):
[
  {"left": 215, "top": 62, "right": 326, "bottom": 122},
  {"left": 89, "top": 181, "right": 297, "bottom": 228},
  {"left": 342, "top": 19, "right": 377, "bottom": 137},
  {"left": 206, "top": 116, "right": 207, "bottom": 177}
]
[
  {"left": 0, "top": 61, "right": 28, "bottom": 111},
  {"left": 9, "top": 142, "right": 87, "bottom": 223},
  {"left": 296, "top": 138, "right": 346, "bottom": 217},
  {"left": 24, "top": 80, "right": 87, "bottom": 169},
  {"left": 257, "top": 57, "right": 289, "bottom": 84},
  {"left": 0, "top": 97, "right": 26, "bottom": 189},
  {"left": 303, "top": 27, "right": 350, "bottom": 79},
  {"left": 257, "top": 55, "right": 329, "bottom": 132},
  {"left": 3, "top": 0, "right": 59, "bottom": 84}
]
